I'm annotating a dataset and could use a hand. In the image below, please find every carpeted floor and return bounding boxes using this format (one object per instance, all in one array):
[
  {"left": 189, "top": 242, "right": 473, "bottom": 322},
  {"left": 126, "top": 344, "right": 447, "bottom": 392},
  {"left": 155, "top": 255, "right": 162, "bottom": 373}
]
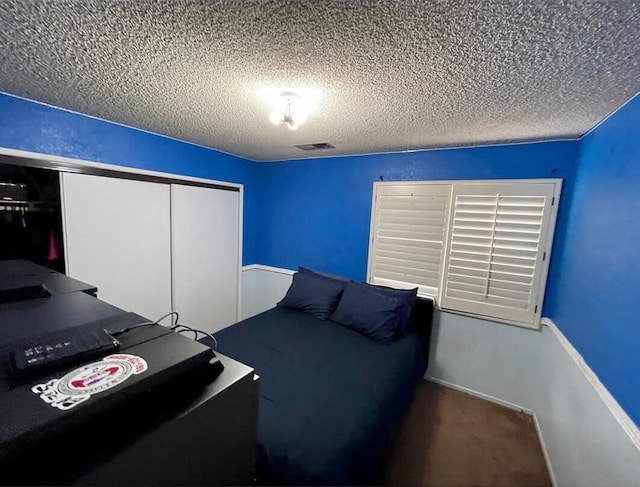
[{"left": 384, "top": 381, "right": 552, "bottom": 487}]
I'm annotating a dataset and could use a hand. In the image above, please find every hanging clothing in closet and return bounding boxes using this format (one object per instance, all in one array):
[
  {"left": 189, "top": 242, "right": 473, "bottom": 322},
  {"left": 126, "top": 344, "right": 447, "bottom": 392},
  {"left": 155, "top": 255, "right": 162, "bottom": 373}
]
[
  {"left": 0, "top": 205, "right": 64, "bottom": 272},
  {"left": 0, "top": 165, "right": 66, "bottom": 274}
]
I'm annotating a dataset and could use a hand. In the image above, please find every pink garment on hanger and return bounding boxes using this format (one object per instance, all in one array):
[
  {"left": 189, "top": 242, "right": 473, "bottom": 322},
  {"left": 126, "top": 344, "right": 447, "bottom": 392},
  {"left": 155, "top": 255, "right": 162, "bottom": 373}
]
[{"left": 48, "top": 230, "right": 62, "bottom": 261}]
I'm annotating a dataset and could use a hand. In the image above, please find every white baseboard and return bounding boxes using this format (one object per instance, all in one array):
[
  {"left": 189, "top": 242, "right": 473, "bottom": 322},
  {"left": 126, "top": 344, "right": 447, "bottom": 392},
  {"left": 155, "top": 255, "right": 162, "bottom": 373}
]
[
  {"left": 531, "top": 409, "right": 558, "bottom": 487},
  {"left": 425, "top": 377, "right": 556, "bottom": 486},
  {"left": 426, "top": 376, "right": 530, "bottom": 413},
  {"left": 541, "top": 318, "right": 640, "bottom": 453}
]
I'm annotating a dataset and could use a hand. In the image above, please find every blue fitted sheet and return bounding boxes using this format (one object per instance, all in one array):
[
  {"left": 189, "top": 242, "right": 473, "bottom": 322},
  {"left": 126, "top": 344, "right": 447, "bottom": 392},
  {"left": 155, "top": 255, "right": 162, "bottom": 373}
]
[{"left": 210, "top": 306, "right": 427, "bottom": 485}]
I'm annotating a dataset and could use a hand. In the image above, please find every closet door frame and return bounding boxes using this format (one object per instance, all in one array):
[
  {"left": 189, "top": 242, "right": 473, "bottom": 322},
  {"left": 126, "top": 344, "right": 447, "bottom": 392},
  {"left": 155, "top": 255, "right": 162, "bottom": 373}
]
[{"left": 0, "top": 147, "right": 243, "bottom": 321}]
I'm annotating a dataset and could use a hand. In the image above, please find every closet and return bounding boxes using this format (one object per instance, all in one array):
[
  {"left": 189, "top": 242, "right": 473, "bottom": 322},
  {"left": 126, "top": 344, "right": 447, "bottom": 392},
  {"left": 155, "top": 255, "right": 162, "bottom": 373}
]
[
  {"left": 0, "top": 165, "right": 65, "bottom": 273},
  {"left": 61, "top": 172, "right": 241, "bottom": 333},
  {"left": 62, "top": 173, "right": 241, "bottom": 333},
  {"left": 0, "top": 154, "right": 241, "bottom": 334}
]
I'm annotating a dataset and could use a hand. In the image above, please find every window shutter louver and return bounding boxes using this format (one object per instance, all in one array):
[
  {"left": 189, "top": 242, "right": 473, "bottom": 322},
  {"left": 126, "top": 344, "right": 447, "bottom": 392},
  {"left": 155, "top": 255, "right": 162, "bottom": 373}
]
[
  {"left": 439, "top": 182, "right": 556, "bottom": 327},
  {"left": 369, "top": 184, "right": 451, "bottom": 297}
]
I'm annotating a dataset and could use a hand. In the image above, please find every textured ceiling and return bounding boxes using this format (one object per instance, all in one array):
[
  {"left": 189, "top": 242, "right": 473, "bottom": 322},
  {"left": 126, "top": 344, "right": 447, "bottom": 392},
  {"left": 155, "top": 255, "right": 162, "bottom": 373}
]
[{"left": 0, "top": 1, "right": 639, "bottom": 162}]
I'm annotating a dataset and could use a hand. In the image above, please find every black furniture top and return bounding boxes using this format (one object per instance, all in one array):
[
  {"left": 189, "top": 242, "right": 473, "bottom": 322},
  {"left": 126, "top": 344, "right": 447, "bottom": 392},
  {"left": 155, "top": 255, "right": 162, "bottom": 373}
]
[
  {"left": 0, "top": 259, "right": 97, "bottom": 296},
  {"left": 0, "top": 291, "right": 122, "bottom": 353},
  {"left": 0, "top": 261, "right": 258, "bottom": 486}
]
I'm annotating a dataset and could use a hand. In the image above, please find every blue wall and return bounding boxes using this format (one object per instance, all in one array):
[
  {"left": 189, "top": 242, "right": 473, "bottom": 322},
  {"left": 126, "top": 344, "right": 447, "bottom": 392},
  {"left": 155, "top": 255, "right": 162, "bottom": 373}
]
[
  {"left": 0, "top": 93, "right": 260, "bottom": 265},
  {"left": 548, "top": 93, "right": 640, "bottom": 426},
  {"left": 4, "top": 88, "right": 637, "bottom": 427},
  {"left": 257, "top": 141, "right": 580, "bottom": 316},
  {"left": 4, "top": 87, "right": 637, "bottom": 426}
]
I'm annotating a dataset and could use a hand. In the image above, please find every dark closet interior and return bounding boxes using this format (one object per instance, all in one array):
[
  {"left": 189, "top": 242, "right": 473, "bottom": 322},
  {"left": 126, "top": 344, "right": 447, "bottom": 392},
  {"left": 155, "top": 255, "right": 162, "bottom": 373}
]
[{"left": 0, "top": 164, "right": 65, "bottom": 273}]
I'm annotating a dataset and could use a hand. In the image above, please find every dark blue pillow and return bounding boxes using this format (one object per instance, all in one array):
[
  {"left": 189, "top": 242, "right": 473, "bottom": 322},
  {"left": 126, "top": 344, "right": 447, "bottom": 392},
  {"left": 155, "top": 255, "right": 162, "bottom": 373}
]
[
  {"left": 277, "top": 271, "right": 345, "bottom": 320},
  {"left": 298, "top": 266, "right": 348, "bottom": 286},
  {"left": 328, "top": 281, "right": 400, "bottom": 344},
  {"left": 361, "top": 283, "right": 418, "bottom": 337}
]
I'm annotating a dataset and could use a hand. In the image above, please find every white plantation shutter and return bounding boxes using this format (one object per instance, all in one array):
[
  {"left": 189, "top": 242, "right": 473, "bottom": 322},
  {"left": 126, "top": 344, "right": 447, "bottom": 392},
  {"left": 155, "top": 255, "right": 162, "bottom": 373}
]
[
  {"left": 439, "top": 182, "right": 557, "bottom": 327},
  {"left": 368, "top": 184, "right": 452, "bottom": 297}
]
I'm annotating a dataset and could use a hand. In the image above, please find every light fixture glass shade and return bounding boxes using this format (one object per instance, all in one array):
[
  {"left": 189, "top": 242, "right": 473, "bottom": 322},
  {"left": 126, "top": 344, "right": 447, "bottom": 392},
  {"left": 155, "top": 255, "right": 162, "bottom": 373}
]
[
  {"left": 268, "top": 92, "right": 308, "bottom": 130},
  {"left": 289, "top": 103, "right": 307, "bottom": 125},
  {"left": 257, "top": 86, "right": 320, "bottom": 131},
  {"left": 269, "top": 110, "right": 282, "bottom": 125}
]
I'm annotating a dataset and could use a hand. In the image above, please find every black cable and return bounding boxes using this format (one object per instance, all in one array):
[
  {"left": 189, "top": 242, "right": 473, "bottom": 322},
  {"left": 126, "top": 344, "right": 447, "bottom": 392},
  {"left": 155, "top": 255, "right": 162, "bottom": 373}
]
[
  {"left": 108, "top": 311, "right": 218, "bottom": 351},
  {"left": 173, "top": 324, "right": 218, "bottom": 350},
  {"left": 111, "top": 322, "right": 158, "bottom": 336},
  {"left": 112, "top": 311, "right": 179, "bottom": 336},
  {"left": 175, "top": 328, "right": 199, "bottom": 340}
]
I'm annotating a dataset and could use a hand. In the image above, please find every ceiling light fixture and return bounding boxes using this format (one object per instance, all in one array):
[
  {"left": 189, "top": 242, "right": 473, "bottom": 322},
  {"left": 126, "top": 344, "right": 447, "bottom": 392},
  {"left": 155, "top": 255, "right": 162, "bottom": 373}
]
[{"left": 269, "top": 92, "right": 308, "bottom": 131}]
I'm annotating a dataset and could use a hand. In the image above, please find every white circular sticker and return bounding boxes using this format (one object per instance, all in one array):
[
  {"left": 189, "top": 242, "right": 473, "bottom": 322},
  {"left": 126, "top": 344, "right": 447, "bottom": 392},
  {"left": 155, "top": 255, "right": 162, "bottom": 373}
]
[{"left": 31, "top": 354, "right": 148, "bottom": 411}]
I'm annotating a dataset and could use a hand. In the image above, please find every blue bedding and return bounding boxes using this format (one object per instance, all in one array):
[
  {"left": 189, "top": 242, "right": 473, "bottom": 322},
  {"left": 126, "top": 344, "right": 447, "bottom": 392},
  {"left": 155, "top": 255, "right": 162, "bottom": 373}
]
[{"left": 209, "top": 306, "right": 427, "bottom": 485}]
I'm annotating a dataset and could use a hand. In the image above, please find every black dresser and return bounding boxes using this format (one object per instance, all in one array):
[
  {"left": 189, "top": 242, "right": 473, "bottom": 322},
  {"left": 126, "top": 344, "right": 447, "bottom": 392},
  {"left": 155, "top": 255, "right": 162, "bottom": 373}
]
[{"left": 0, "top": 260, "right": 258, "bottom": 486}]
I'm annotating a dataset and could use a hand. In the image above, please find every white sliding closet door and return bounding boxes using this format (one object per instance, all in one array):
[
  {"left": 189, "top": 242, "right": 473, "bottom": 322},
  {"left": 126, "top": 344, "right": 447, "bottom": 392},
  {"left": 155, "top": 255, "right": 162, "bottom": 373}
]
[
  {"left": 61, "top": 173, "right": 172, "bottom": 320},
  {"left": 171, "top": 185, "right": 240, "bottom": 334}
]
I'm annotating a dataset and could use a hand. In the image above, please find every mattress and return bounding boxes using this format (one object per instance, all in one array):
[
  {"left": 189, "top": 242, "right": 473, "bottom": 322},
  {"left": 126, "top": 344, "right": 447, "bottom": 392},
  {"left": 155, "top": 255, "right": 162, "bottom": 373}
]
[{"left": 208, "top": 306, "right": 427, "bottom": 485}]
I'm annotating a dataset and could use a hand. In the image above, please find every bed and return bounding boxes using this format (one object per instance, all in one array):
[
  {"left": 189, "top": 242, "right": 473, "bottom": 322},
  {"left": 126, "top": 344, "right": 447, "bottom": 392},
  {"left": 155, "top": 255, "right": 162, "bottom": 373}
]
[{"left": 202, "top": 278, "right": 433, "bottom": 485}]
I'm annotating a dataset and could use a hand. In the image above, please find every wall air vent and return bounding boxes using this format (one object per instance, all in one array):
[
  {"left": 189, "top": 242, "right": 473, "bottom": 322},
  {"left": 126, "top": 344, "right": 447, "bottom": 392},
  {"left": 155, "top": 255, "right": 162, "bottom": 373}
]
[{"left": 295, "top": 143, "right": 335, "bottom": 151}]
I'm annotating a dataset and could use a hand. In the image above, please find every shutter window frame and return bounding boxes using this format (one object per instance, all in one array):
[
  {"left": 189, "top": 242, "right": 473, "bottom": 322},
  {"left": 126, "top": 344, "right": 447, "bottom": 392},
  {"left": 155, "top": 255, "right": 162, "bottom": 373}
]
[{"left": 367, "top": 179, "right": 562, "bottom": 329}]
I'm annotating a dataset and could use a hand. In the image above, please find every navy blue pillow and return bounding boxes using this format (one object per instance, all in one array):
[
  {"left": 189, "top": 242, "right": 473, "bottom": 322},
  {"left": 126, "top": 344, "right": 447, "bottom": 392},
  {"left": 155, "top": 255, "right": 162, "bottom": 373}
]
[
  {"left": 361, "top": 283, "right": 418, "bottom": 337},
  {"left": 329, "top": 281, "right": 400, "bottom": 344},
  {"left": 277, "top": 271, "right": 345, "bottom": 320},
  {"left": 298, "top": 266, "right": 348, "bottom": 286}
]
